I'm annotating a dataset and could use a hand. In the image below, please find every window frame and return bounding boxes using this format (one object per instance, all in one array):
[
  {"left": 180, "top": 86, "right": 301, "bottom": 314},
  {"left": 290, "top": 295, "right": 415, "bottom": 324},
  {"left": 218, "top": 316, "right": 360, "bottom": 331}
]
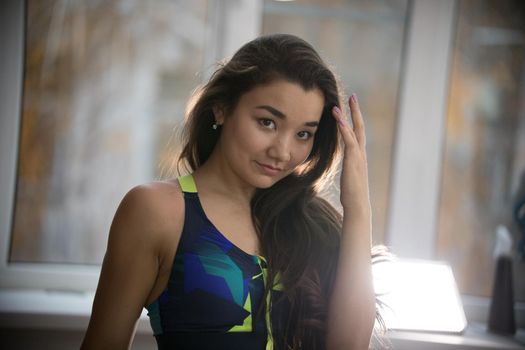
[
  {"left": 386, "top": 0, "right": 457, "bottom": 260},
  {"left": 0, "top": 0, "right": 523, "bottom": 329}
]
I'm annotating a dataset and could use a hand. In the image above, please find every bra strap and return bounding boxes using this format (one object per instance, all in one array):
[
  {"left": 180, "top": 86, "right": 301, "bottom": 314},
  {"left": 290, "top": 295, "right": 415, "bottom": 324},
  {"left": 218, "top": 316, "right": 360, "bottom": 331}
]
[{"left": 177, "top": 174, "right": 197, "bottom": 193}]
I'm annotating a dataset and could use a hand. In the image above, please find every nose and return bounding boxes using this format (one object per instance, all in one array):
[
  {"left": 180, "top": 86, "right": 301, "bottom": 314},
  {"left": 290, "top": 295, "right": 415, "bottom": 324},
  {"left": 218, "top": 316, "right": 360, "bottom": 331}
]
[{"left": 267, "top": 135, "right": 292, "bottom": 163}]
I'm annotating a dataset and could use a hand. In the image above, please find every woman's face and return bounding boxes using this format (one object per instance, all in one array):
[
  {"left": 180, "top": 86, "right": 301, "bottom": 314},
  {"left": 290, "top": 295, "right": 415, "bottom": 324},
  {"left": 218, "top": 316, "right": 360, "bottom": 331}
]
[{"left": 214, "top": 79, "right": 325, "bottom": 189}]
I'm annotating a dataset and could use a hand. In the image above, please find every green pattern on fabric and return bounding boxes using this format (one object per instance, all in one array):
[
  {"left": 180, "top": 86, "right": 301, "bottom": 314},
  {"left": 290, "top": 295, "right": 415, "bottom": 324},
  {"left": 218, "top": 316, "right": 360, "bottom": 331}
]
[
  {"left": 228, "top": 293, "right": 253, "bottom": 332},
  {"left": 257, "top": 256, "right": 274, "bottom": 350},
  {"left": 199, "top": 241, "right": 245, "bottom": 306}
]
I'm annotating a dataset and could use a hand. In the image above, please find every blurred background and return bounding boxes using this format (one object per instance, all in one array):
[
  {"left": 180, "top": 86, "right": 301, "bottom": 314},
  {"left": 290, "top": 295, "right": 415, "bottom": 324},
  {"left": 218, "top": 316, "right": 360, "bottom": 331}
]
[{"left": 1, "top": 0, "right": 524, "bottom": 349}]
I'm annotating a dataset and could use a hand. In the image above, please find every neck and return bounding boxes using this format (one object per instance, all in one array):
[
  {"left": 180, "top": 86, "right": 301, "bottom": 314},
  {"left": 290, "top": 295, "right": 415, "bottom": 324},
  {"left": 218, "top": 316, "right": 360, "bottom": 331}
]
[{"left": 192, "top": 147, "right": 255, "bottom": 206}]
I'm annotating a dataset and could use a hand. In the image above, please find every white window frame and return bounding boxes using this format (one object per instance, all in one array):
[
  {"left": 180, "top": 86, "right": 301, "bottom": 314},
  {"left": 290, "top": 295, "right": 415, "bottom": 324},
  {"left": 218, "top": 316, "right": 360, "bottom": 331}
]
[
  {"left": 1, "top": 0, "right": 523, "bottom": 330},
  {"left": 387, "top": 0, "right": 456, "bottom": 260}
]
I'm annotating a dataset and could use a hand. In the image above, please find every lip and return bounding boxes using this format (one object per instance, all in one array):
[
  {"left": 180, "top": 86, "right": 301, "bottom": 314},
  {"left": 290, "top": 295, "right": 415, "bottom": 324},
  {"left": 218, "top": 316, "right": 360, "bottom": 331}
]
[{"left": 255, "top": 161, "right": 283, "bottom": 176}]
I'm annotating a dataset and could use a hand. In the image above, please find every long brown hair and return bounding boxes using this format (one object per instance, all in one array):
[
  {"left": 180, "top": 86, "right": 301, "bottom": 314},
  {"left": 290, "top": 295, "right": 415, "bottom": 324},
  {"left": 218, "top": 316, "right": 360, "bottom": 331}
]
[{"left": 179, "top": 34, "right": 384, "bottom": 349}]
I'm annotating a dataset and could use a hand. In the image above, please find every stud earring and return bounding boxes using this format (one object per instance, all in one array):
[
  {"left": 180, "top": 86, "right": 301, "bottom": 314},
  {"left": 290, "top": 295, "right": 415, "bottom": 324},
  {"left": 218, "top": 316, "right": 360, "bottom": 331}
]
[{"left": 212, "top": 122, "right": 218, "bottom": 130}]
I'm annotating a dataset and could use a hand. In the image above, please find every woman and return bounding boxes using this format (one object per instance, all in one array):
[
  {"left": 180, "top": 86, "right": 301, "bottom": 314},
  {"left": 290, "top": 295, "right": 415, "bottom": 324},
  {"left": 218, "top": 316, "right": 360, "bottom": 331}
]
[{"left": 81, "top": 34, "right": 380, "bottom": 350}]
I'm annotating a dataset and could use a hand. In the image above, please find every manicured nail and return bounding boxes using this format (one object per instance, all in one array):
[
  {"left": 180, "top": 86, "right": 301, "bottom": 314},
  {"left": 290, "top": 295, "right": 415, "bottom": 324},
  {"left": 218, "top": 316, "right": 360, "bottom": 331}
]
[
  {"left": 351, "top": 93, "right": 357, "bottom": 103},
  {"left": 332, "top": 106, "right": 346, "bottom": 127}
]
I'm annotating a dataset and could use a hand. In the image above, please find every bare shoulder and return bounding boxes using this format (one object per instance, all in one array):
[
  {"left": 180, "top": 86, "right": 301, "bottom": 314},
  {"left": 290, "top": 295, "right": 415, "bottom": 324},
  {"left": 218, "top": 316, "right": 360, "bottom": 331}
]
[
  {"left": 110, "top": 179, "right": 184, "bottom": 250},
  {"left": 81, "top": 179, "right": 184, "bottom": 349},
  {"left": 122, "top": 179, "right": 183, "bottom": 219}
]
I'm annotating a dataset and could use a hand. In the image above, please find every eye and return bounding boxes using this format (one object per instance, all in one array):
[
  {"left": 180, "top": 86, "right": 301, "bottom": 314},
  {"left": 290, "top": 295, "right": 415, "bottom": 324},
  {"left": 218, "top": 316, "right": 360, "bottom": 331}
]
[
  {"left": 297, "top": 130, "right": 313, "bottom": 140},
  {"left": 258, "top": 118, "right": 276, "bottom": 129}
]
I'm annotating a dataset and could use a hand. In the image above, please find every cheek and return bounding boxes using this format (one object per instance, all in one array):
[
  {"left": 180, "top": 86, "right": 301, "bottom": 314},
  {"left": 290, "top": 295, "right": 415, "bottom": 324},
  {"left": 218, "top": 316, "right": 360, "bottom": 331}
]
[
  {"left": 295, "top": 142, "right": 314, "bottom": 165},
  {"left": 224, "top": 121, "right": 267, "bottom": 156}
]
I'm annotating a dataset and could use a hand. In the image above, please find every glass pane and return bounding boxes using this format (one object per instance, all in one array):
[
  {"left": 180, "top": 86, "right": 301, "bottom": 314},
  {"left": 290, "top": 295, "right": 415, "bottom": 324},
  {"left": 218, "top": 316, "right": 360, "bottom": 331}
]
[
  {"left": 262, "top": 0, "right": 409, "bottom": 244},
  {"left": 437, "top": 0, "right": 525, "bottom": 301},
  {"left": 11, "top": 0, "right": 210, "bottom": 264}
]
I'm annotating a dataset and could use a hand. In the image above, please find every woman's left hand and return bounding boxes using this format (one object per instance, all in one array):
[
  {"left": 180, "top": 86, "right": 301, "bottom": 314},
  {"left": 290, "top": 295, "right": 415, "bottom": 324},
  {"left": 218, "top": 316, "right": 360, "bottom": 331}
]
[
  {"left": 327, "top": 94, "right": 375, "bottom": 350},
  {"left": 331, "top": 94, "right": 371, "bottom": 218}
]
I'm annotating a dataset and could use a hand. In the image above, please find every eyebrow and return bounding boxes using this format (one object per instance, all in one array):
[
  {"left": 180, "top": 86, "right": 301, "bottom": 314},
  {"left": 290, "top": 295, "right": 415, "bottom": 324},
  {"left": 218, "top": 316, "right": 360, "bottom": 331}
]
[{"left": 255, "top": 105, "right": 319, "bottom": 127}]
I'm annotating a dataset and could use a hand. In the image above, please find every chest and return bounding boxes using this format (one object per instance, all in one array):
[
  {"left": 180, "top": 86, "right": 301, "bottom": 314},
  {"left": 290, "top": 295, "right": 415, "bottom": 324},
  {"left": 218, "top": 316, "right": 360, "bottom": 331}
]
[{"left": 199, "top": 194, "right": 260, "bottom": 256}]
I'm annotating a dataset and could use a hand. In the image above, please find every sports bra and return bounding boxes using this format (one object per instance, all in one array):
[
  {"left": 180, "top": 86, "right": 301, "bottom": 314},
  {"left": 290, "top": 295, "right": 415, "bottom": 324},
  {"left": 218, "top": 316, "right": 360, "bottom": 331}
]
[{"left": 145, "top": 174, "right": 285, "bottom": 350}]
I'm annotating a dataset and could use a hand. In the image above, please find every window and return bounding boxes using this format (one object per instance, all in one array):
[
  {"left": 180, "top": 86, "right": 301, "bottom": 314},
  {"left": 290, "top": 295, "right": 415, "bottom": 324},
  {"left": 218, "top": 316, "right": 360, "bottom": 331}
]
[
  {"left": 386, "top": 0, "right": 524, "bottom": 323},
  {"left": 0, "top": 0, "right": 260, "bottom": 291},
  {"left": 262, "top": 0, "right": 410, "bottom": 244},
  {"left": 436, "top": 0, "right": 525, "bottom": 301},
  {"left": 1, "top": 0, "right": 523, "bottom": 328},
  {"left": 11, "top": 0, "right": 211, "bottom": 265}
]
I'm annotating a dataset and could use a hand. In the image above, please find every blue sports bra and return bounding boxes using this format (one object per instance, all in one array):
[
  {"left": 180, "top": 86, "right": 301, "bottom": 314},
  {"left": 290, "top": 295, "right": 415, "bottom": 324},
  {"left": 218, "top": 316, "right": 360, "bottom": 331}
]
[{"left": 145, "top": 175, "right": 284, "bottom": 349}]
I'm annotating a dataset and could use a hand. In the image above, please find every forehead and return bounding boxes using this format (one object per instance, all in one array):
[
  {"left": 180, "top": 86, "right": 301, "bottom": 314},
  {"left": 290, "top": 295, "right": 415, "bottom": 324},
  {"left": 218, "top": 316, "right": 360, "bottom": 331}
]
[{"left": 239, "top": 80, "right": 325, "bottom": 121}]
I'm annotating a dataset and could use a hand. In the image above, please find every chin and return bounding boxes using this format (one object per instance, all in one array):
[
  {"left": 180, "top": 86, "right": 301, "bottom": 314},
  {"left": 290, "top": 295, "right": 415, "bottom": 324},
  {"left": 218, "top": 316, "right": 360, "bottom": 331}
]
[
  {"left": 253, "top": 178, "right": 278, "bottom": 189},
  {"left": 241, "top": 173, "right": 276, "bottom": 189},
  {"left": 253, "top": 173, "right": 291, "bottom": 190}
]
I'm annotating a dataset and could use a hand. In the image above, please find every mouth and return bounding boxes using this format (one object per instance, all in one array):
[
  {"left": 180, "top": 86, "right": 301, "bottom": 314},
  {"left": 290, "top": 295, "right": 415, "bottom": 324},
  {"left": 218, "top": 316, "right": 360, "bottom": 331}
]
[{"left": 255, "top": 161, "right": 283, "bottom": 176}]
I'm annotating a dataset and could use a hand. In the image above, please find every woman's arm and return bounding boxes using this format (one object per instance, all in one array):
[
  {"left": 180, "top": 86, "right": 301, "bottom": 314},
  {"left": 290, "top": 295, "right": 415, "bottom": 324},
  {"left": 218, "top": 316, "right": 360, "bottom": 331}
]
[
  {"left": 81, "top": 183, "right": 183, "bottom": 350},
  {"left": 326, "top": 94, "right": 376, "bottom": 350}
]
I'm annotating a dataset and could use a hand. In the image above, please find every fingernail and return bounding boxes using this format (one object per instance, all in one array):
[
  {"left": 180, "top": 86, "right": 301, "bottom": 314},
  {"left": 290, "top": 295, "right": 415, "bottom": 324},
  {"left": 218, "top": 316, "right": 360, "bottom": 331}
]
[
  {"left": 351, "top": 93, "right": 357, "bottom": 103},
  {"left": 332, "top": 106, "right": 345, "bottom": 126},
  {"left": 333, "top": 109, "right": 346, "bottom": 127}
]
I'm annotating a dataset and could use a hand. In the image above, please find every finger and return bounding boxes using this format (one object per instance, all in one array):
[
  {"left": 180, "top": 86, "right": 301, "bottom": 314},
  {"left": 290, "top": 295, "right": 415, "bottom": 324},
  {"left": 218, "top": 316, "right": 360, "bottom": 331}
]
[
  {"left": 331, "top": 106, "right": 358, "bottom": 147},
  {"left": 349, "top": 93, "right": 366, "bottom": 147}
]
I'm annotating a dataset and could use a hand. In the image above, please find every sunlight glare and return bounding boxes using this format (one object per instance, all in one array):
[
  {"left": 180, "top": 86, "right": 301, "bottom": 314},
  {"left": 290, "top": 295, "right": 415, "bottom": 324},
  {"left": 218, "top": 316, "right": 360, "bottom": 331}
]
[{"left": 373, "top": 259, "right": 467, "bottom": 333}]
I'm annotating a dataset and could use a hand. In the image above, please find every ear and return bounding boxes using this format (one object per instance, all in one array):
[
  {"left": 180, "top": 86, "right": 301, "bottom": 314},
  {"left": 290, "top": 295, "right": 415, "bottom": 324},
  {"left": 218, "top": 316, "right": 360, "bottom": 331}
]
[{"left": 212, "top": 105, "right": 225, "bottom": 125}]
